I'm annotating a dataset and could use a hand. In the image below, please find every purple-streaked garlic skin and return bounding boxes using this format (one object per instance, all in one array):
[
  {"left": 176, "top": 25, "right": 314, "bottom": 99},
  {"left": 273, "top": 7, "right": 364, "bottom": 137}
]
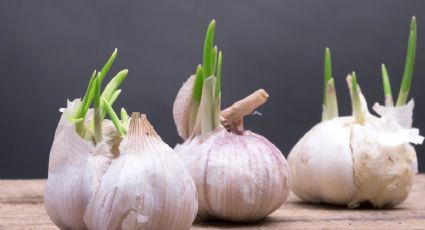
[{"left": 175, "top": 128, "right": 291, "bottom": 222}]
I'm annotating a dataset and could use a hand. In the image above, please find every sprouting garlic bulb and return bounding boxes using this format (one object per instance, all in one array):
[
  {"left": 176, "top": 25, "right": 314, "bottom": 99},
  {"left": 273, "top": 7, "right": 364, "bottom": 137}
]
[
  {"left": 84, "top": 113, "right": 198, "bottom": 230},
  {"left": 173, "top": 20, "right": 290, "bottom": 222},
  {"left": 45, "top": 99, "right": 119, "bottom": 229},
  {"left": 174, "top": 127, "right": 291, "bottom": 222},
  {"left": 288, "top": 73, "right": 423, "bottom": 208}
]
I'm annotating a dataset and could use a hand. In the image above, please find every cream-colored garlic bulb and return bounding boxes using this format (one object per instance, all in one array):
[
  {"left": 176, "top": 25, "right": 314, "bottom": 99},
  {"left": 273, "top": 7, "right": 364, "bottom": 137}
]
[
  {"left": 45, "top": 100, "right": 119, "bottom": 229},
  {"left": 289, "top": 109, "right": 422, "bottom": 208},
  {"left": 84, "top": 113, "right": 198, "bottom": 230},
  {"left": 173, "top": 20, "right": 290, "bottom": 222},
  {"left": 288, "top": 45, "right": 423, "bottom": 208}
]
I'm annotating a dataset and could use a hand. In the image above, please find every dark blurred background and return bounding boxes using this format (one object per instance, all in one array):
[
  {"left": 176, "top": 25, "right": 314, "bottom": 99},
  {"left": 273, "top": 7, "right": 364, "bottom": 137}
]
[{"left": 1, "top": 0, "right": 424, "bottom": 178}]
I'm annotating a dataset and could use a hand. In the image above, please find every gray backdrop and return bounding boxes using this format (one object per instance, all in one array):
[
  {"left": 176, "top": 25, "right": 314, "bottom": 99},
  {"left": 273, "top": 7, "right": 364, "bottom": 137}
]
[{"left": 1, "top": 0, "right": 425, "bottom": 178}]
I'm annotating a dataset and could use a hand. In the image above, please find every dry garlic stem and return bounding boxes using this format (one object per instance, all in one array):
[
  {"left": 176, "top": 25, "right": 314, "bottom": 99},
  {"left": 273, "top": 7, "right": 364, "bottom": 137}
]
[{"left": 221, "top": 89, "right": 269, "bottom": 134}]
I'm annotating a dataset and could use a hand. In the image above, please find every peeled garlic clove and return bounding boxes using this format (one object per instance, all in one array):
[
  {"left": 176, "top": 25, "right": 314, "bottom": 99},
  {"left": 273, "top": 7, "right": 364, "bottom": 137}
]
[
  {"left": 173, "top": 75, "right": 195, "bottom": 140},
  {"left": 175, "top": 128, "right": 291, "bottom": 222},
  {"left": 84, "top": 113, "right": 198, "bottom": 230}
]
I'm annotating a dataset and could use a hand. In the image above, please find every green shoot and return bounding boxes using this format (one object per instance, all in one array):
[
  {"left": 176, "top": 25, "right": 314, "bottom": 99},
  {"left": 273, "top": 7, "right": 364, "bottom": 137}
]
[
  {"left": 100, "top": 89, "right": 122, "bottom": 119},
  {"left": 69, "top": 117, "right": 84, "bottom": 124},
  {"left": 120, "top": 108, "right": 129, "bottom": 128},
  {"left": 396, "top": 16, "right": 417, "bottom": 106},
  {"left": 97, "top": 48, "right": 118, "bottom": 84},
  {"left": 199, "top": 76, "right": 215, "bottom": 135},
  {"left": 189, "top": 65, "right": 204, "bottom": 134},
  {"left": 350, "top": 72, "right": 365, "bottom": 124},
  {"left": 215, "top": 51, "right": 222, "bottom": 98},
  {"left": 93, "top": 77, "right": 102, "bottom": 143},
  {"left": 323, "top": 47, "right": 333, "bottom": 106},
  {"left": 74, "top": 70, "right": 97, "bottom": 135},
  {"left": 189, "top": 20, "right": 223, "bottom": 136},
  {"left": 321, "top": 48, "right": 338, "bottom": 121},
  {"left": 322, "top": 78, "right": 338, "bottom": 121},
  {"left": 212, "top": 46, "right": 218, "bottom": 76},
  {"left": 381, "top": 64, "right": 394, "bottom": 106},
  {"left": 203, "top": 20, "right": 216, "bottom": 79},
  {"left": 101, "top": 98, "right": 126, "bottom": 136},
  {"left": 192, "top": 65, "right": 204, "bottom": 102},
  {"left": 101, "top": 69, "right": 128, "bottom": 102},
  {"left": 74, "top": 70, "right": 97, "bottom": 119}
]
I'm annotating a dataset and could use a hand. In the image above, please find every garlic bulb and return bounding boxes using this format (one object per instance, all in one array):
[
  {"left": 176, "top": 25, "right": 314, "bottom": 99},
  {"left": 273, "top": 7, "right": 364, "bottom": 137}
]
[
  {"left": 45, "top": 100, "right": 119, "bottom": 229},
  {"left": 175, "top": 126, "right": 291, "bottom": 222},
  {"left": 45, "top": 49, "right": 129, "bottom": 229},
  {"left": 84, "top": 113, "right": 198, "bottom": 230},
  {"left": 173, "top": 20, "right": 291, "bottom": 222},
  {"left": 289, "top": 24, "right": 423, "bottom": 209}
]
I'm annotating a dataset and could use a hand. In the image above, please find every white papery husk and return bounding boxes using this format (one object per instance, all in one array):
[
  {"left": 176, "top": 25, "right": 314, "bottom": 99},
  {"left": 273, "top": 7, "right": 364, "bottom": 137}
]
[
  {"left": 45, "top": 99, "right": 118, "bottom": 229},
  {"left": 288, "top": 98, "right": 423, "bottom": 208},
  {"left": 175, "top": 127, "right": 291, "bottom": 222},
  {"left": 173, "top": 75, "right": 195, "bottom": 141},
  {"left": 373, "top": 99, "right": 418, "bottom": 172},
  {"left": 84, "top": 114, "right": 198, "bottom": 230}
]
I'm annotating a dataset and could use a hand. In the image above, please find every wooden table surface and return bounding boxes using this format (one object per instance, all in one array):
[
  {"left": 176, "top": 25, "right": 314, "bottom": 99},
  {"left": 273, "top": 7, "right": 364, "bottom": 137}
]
[{"left": 0, "top": 175, "right": 424, "bottom": 230}]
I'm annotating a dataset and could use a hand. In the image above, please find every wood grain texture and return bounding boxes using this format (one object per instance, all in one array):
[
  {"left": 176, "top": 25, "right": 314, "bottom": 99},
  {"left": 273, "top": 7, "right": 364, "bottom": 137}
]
[{"left": 0, "top": 176, "right": 424, "bottom": 229}]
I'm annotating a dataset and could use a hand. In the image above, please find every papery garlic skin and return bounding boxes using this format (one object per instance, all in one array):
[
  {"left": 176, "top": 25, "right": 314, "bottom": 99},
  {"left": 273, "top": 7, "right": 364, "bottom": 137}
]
[
  {"left": 288, "top": 103, "right": 423, "bottom": 208},
  {"left": 45, "top": 100, "right": 94, "bottom": 229},
  {"left": 373, "top": 100, "right": 418, "bottom": 173},
  {"left": 84, "top": 114, "right": 198, "bottom": 230},
  {"left": 173, "top": 75, "right": 195, "bottom": 140},
  {"left": 175, "top": 128, "right": 291, "bottom": 222},
  {"left": 288, "top": 117, "right": 356, "bottom": 205},
  {"left": 45, "top": 100, "right": 119, "bottom": 229}
]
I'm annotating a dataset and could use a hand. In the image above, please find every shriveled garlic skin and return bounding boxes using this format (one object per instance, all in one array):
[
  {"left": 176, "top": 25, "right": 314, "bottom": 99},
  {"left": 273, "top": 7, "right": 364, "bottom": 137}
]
[
  {"left": 45, "top": 100, "right": 118, "bottom": 229},
  {"left": 288, "top": 100, "right": 423, "bottom": 208},
  {"left": 84, "top": 115, "right": 198, "bottom": 230},
  {"left": 373, "top": 100, "right": 418, "bottom": 173},
  {"left": 175, "top": 128, "right": 291, "bottom": 222}
]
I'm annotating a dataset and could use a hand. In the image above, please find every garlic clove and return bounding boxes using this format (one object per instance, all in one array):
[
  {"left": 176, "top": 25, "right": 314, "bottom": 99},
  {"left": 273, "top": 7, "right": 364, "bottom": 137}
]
[
  {"left": 288, "top": 117, "right": 356, "bottom": 205},
  {"left": 45, "top": 99, "right": 94, "bottom": 230},
  {"left": 84, "top": 113, "right": 198, "bottom": 230},
  {"left": 46, "top": 100, "right": 122, "bottom": 229},
  {"left": 349, "top": 123, "right": 416, "bottom": 208},
  {"left": 173, "top": 75, "right": 195, "bottom": 140}
]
